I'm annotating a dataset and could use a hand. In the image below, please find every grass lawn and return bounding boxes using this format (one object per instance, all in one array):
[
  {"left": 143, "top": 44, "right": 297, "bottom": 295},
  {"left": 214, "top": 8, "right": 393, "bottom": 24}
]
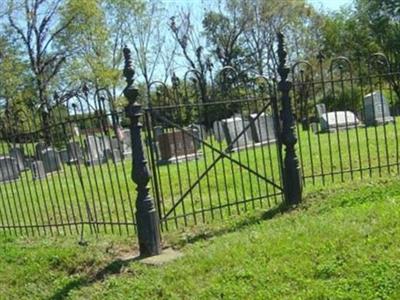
[{"left": 1, "top": 175, "right": 400, "bottom": 299}]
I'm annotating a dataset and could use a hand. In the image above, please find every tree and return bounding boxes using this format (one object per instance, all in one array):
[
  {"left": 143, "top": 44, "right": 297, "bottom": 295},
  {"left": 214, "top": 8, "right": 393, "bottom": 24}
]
[
  {"left": 126, "top": 0, "right": 168, "bottom": 98},
  {"left": 321, "top": 0, "right": 400, "bottom": 101},
  {"left": 202, "top": 2, "right": 248, "bottom": 71},
  {"left": 0, "top": 35, "right": 36, "bottom": 137},
  {"left": 169, "top": 11, "right": 213, "bottom": 126},
  {"left": 356, "top": 0, "right": 400, "bottom": 101},
  {"left": 5, "top": 0, "right": 78, "bottom": 143}
]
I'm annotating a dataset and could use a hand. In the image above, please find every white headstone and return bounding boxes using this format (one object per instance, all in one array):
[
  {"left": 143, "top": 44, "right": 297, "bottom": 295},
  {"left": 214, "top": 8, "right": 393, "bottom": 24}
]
[
  {"left": 213, "top": 120, "right": 225, "bottom": 142},
  {"left": 364, "top": 91, "right": 394, "bottom": 126},
  {"left": 116, "top": 126, "right": 124, "bottom": 141},
  {"left": 121, "top": 129, "right": 132, "bottom": 155},
  {"left": 85, "top": 136, "right": 104, "bottom": 165},
  {"left": 316, "top": 103, "right": 327, "bottom": 117},
  {"left": 73, "top": 125, "right": 80, "bottom": 137},
  {"left": 100, "top": 136, "right": 111, "bottom": 152},
  {"left": 320, "top": 111, "right": 360, "bottom": 132}
]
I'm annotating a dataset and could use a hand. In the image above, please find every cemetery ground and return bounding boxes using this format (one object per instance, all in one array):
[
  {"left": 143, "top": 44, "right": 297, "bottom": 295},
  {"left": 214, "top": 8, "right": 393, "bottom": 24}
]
[
  {"left": 1, "top": 119, "right": 400, "bottom": 232},
  {"left": 1, "top": 175, "right": 400, "bottom": 299}
]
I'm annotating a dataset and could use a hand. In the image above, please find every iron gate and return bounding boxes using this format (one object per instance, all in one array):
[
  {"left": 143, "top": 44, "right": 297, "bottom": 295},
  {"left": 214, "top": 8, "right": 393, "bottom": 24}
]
[{"left": 144, "top": 68, "right": 286, "bottom": 230}]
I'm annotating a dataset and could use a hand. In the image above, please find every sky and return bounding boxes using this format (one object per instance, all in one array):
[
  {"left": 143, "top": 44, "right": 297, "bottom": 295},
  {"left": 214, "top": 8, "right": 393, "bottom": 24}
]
[
  {"left": 307, "top": 0, "right": 353, "bottom": 11},
  {"left": 161, "top": 0, "right": 354, "bottom": 11}
]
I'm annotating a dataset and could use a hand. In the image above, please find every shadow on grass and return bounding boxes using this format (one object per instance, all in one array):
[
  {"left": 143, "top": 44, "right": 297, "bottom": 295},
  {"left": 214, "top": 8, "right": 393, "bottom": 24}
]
[
  {"left": 49, "top": 256, "right": 141, "bottom": 300},
  {"left": 176, "top": 202, "right": 290, "bottom": 246},
  {"left": 49, "top": 203, "right": 291, "bottom": 300}
]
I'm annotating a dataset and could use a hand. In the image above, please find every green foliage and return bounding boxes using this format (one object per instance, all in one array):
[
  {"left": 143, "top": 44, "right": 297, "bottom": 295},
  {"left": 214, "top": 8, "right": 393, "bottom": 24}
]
[
  {"left": 356, "top": 0, "right": 400, "bottom": 62},
  {"left": 0, "top": 35, "right": 37, "bottom": 135},
  {"left": 321, "top": 11, "right": 380, "bottom": 59},
  {"left": 320, "top": 84, "right": 363, "bottom": 113},
  {"left": 60, "top": 0, "right": 121, "bottom": 90}
]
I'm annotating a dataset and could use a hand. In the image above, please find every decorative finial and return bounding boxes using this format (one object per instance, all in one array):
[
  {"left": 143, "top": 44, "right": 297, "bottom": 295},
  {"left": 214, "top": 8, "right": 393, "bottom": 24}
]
[
  {"left": 171, "top": 72, "right": 180, "bottom": 88},
  {"left": 82, "top": 82, "right": 89, "bottom": 96},
  {"left": 277, "top": 32, "right": 289, "bottom": 82},
  {"left": 277, "top": 32, "right": 286, "bottom": 64},
  {"left": 123, "top": 46, "right": 135, "bottom": 86},
  {"left": 317, "top": 50, "right": 325, "bottom": 62}
]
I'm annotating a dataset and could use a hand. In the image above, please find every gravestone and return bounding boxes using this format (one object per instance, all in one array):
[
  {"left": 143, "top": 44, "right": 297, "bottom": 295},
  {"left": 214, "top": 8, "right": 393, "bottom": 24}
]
[
  {"left": 158, "top": 130, "right": 199, "bottom": 163},
  {"left": 188, "top": 124, "right": 204, "bottom": 136},
  {"left": 9, "top": 147, "right": 26, "bottom": 171},
  {"left": 311, "top": 122, "right": 319, "bottom": 134},
  {"left": 100, "top": 136, "right": 112, "bottom": 152},
  {"left": 116, "top": 126, "right": 125, "bottom": 141},
  {"left": 103, "top": 148, "right": 113, "bottom": 161},
  {"left": 213, "top": 120, "right": 225, "bottom": 142},
  {"left": 187, "top": 125, "right": 200, "bottom": 149},
  {"left": 41, "top": 148, "right": 62, "bottom": 173},
  {"left": 67, "top": 142, "right": 83, "bottom": 164},
  {"left": 72, "top": 125, "right": 80, "bottom": 137},
  {"left": 320, "top": 111, "right": 361, "bottom": 132},
  {"left": 316, "top": 103, "right": 327, "bottom": 117},
  {"left": 59, "top": 149, "right": 69, "bottom": 164},
  {"left": 85, "top": 135, "right": 104, "bottom": 165},
  {"left": 111, "top": 137, "right": 124, "bottom": 158},
  {"left": 31, "top": 160, "right": 46, "bottom": 180},
  {"left": 99, "top": 136, "right": 112, "bottom": 162},
  {"left": 0, "top": 156, "right": 19, "bottom": 182},
  {"left": 153, "top": 126, "right": 164, "bottom": 139},
  {"left": 222, "top": 116, "right": 253, "bottom": 151},
  {"left": 35, "top": 142, "right": 47, "bottom": 160},
  {"left": 111, "top": 138, "right": 121, "bottom": 150},
  {"left": 121, "top": 129, "right": 132, "bottom": 155},
  {"left": 188, "top": 124, "right": 207, "bottom": 149},
  {"left": 112, "top": 149, "right": 122, "bottom": 163},
  {"left": 364, "top": 91, "right": 394, "bottom": 126},
  {"left": 249, "top": 113, "right": 276, "bottom": 144},
  {"left": 24, "top": 157, "right": 34, "bottom": 169},
  {"left": 149, "top": 126, "right": 164, "bottom": 158}
]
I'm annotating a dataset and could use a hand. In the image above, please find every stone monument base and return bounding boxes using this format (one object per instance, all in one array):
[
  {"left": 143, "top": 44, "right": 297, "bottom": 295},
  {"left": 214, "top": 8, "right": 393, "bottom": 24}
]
[{"left": 158, "top": 152, "right": 202, "bottom": 165}]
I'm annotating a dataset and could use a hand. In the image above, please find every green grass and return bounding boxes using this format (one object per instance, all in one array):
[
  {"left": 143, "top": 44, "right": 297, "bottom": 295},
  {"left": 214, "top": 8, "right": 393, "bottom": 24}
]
[
  {"left": 1, "top": 119, "right": 400, "bottom": 233},
  {"left": 1, "top": 176, "right": 400, "bottom": 299}
]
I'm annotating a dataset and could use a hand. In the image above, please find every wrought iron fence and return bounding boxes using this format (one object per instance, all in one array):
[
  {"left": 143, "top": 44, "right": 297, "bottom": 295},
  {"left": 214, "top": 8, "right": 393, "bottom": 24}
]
[
  {"left": 0, "top": 38, "right": 399, "bottom": 238},
  {"left": 291, "top": 54, "right": 400, "bottom": 186},
  {"left": 0, "top": 91, "right": 137, "bottom": 236}
]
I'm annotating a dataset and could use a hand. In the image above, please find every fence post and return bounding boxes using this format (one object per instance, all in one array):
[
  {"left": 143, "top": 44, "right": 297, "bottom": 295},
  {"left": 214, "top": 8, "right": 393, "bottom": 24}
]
[
  {"left": 123, "top": 46, "right": 162, "bottom": 257},
  {"left": 277, "top": 32, "right": 302, "bottom": 205}
]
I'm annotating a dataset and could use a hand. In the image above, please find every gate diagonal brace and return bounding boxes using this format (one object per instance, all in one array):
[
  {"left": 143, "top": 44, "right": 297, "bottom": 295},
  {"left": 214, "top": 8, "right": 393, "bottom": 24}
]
[{"left": 152, "top": 102, "right": 283, "bottom": 221}]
